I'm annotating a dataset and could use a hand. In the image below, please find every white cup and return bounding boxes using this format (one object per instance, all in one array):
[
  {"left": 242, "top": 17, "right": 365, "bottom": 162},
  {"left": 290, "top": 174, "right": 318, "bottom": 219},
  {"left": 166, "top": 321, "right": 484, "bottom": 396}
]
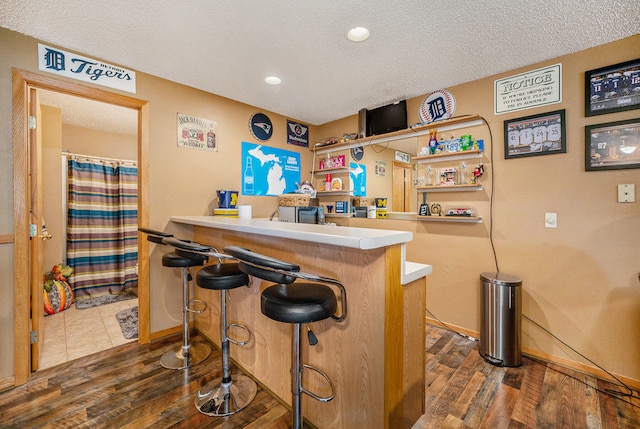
[
  {"left": 367, "top": 206, "right": 376, "bottom": 218},
  {"left": 238, "top": 205, "right": 252, "bottom": 219}
]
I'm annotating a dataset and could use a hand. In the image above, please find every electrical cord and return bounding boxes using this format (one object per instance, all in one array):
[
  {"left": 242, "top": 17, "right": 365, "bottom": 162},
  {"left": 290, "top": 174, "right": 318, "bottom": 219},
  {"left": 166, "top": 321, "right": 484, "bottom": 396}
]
[
  {"left": 428, "top": 307, "right": 639, "bottom": 406},
  {"left": 370, "top": 141, "right": 388, "bottom": 153},
  {"left": 426, "top": 117, "right": 496, "bottom": 343},
  {"left": 524, "top": 354, "right": 640, "bottom": 410},
  {"left": 426, "top": 307, "right": 478, "bottom": 342},
  {"left": 522, "top": 313, "right": 639, "bottom": 400},
  {"left": 479, "top": 116, "right": 499, "bottom": 273},
  {"left": 470, "top": 117, "right": 637, "bottom": 404}
]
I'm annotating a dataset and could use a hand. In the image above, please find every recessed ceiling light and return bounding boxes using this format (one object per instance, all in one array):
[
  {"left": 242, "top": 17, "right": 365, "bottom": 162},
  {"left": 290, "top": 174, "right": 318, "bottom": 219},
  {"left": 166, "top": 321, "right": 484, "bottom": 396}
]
[
  {"left": 265, "top": 76, "right": 281, "bottom": 85},
  {"left": 347, "top": 26, "right": 370, "bottom": 42}
]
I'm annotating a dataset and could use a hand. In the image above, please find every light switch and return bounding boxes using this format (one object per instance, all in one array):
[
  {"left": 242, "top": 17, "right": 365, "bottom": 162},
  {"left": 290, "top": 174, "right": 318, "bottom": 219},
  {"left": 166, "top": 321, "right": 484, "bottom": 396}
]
[
  {"left": 618, "top": 184, "right": 635, "bottom": 203},
  {"left": 545, "top": 212, "right": 557, "bottom": 229}
]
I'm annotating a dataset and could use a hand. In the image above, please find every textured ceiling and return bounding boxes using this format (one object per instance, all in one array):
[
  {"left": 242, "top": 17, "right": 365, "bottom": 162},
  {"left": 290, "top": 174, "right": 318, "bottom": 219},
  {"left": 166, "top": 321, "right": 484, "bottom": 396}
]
[
  {"left": 2, "top": 0, "right": 639, "bottom": 130},
  {"left": 37, "top": 90, "right": 138, "bottom": 136}
]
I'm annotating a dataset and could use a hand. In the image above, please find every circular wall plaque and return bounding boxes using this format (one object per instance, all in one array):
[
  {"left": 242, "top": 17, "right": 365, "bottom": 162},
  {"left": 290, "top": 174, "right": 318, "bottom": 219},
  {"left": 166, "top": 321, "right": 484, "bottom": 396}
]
[
  {"left": 419, "top": 89, "right": 456, "bottom": 124},
  {"left": 249, "top": 112, "right": 273, "bottom": 141},
  {"left": 350, "top": 146, "right": 364, "bottom": 161}
]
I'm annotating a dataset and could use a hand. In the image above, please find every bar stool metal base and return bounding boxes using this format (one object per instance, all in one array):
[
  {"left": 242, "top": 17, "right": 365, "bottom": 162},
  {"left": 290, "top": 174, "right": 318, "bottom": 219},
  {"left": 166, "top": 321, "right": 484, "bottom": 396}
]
[
  {"left": 160, "top": 342, "right": 212, "bottom": 370},
  {"left": 195, "top": 374, "right": 257, "bottom": 416}
]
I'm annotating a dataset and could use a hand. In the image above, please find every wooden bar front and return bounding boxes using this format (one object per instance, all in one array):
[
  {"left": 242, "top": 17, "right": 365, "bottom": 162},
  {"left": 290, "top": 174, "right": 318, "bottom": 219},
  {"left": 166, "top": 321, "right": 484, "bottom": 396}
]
[{"left": 191, "top": 226, "right": 426, "bottom": 428}]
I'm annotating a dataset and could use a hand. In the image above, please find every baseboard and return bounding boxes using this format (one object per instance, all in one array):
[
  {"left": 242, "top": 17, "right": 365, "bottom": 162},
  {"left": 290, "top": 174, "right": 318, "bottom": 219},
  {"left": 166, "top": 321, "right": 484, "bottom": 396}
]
[
  {"left": 426, "top": 317, "right": 479, "bottom": 340},
  {"left": 0, "top": 376, "right": 15, "bottom": 393},
  {"left": 149, "top": 322, "right": 194, "bottom": 342},
  {"left": 522, "top": 346, "right": 640, "bottom": 392},
  {"left": 425, "top": 318, "right": 640, "bottom": 392}
]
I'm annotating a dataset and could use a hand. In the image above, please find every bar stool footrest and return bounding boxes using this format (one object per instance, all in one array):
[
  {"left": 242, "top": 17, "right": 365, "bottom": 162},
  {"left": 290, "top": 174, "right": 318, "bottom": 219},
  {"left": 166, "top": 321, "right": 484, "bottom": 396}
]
[
  {"left": 227, "top": 323, "right": 251, "bottom": 347},
  {"left": 187, "top": 299, "right": 207, "bottom": 314},
  {"left": 301, "top": 363, "right": 335, "bottom": 402}
]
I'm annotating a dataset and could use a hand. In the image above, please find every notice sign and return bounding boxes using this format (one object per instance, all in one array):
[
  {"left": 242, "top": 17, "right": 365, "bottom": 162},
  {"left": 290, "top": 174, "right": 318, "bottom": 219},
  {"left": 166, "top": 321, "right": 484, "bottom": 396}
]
[
  {"left": 494, "top": 64, "right": 562, "bottom": 115},
  {"left": 38, "top": 44, "right": 136, "bottom": 93}
]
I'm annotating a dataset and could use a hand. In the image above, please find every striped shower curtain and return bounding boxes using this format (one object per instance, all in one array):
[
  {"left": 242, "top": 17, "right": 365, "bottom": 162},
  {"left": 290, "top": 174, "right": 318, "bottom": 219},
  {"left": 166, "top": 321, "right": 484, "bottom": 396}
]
[{"left": 66, "top": 157, "right": 138, "bottom": 301}]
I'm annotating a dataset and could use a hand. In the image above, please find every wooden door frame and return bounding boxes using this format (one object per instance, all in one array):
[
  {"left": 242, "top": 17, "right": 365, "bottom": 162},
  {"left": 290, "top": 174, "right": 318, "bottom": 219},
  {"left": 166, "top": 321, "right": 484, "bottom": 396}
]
[
  {"left": 392, "top": 161, "right": 411, "bottom": 212},
  {"left": 12, "top": 68, "right": 150, "bottom": 386},
  {"left": 29, "top": 87, "right": 44, "bottom": 371}
]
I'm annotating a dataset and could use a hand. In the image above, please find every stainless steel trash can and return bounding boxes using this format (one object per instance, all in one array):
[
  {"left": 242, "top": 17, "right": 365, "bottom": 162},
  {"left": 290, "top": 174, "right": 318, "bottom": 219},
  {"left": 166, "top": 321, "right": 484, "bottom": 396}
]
[{"left": 479, "top": 272, "right": 522, "bottom": 367}]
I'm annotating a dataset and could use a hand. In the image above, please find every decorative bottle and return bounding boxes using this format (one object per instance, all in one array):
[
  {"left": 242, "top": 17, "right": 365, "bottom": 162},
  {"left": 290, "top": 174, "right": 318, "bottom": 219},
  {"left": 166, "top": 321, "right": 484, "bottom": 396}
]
[
  {"left": 243, "top": 157, "right": 254, "bottom": 195},
  {"left": 426, "top": 165, "right": 433, "bottom": 186},
  {"left": 429, "top": 130, "right": 438, "bottom": 154},
  {"left": 206, "top": 124, "right": 216, "bottom": 149}
]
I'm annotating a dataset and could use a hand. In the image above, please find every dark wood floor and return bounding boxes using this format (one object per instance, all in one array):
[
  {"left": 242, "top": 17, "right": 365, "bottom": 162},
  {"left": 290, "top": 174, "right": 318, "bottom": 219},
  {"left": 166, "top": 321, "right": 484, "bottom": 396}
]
[
  {"left": 415, "top": 326, "right": 640, "bottom": 429},
  {"left": 1, "top": 326, "right": 638, "bottom": 428}
]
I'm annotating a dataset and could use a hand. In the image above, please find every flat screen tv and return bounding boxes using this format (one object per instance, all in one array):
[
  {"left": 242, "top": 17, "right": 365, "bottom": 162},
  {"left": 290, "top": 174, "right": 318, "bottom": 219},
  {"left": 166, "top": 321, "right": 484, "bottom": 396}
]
[{"left": 366, "top": 100, "right": 407, "bottom": 136}]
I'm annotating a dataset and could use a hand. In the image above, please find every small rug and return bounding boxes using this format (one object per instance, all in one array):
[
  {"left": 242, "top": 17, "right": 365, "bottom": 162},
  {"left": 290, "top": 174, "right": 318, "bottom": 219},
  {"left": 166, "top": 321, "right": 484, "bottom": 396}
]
[
  {"left": 115, "top": 306, "right": 138, "bottom": 339},
  {"left": 75, "top": 290, "right": 138, "bottom": 310}
]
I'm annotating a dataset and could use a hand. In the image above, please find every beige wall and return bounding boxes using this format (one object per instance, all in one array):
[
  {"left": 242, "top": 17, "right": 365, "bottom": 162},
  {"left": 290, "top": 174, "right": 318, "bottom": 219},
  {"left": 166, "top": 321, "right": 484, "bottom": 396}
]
[
  {"left": 320, "top": 35, "right": 640, "bottom": 384},
  {"left": 40, "top": 105, "right": 64, "bottom": 271},
  {"left": 0, "top": 27, "right": 319, "bottom": 381},
  {"left": 1, "top": 25, "right": 638, "bottom": 386},
  {"left": 62, "top": 124, "right": 137, "bottom": 160}
]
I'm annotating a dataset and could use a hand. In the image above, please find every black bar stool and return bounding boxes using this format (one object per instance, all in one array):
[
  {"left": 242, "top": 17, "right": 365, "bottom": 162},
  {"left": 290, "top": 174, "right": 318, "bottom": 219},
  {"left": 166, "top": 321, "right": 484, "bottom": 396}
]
[
  {"left": 138, "top": 228, "right": 211, "bottom": 369},
  {"left": 162, "top": 238, "right": 258, "bottom": 417},
  {"left": 224, "top": 246, "right": 347, "bottom": 429}
]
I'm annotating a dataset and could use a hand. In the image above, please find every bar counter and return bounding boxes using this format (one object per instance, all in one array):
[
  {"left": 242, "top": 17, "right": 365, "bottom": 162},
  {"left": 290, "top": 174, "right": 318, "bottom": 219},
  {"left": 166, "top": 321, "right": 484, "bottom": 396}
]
[{"left": 171, "top": 216, "right": 431, "bottom": 429}]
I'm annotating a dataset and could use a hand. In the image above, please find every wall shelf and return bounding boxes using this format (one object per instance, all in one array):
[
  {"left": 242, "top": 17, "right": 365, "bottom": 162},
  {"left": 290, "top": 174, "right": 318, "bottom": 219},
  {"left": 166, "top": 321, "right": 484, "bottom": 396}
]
[
  {"left": 313, "top": 114, "right": 483, "bottom": 155},
  {"left": 413, "top": 149, "right": 483, "bottom": 164},
  {"left": 316, "top": 190, "right": 353, "bottom": 196},
  {"left": 417, "top": 215, "right": 483, "bottom": 223},
  {"left": 312, "top": 166, "right": 350, "bottom": 174},
  {"left": 416, "top": 184, "right": 483, "bottom": 193},
  {"left": 326, "top": 213, "right": 352, "bottom": 218}
]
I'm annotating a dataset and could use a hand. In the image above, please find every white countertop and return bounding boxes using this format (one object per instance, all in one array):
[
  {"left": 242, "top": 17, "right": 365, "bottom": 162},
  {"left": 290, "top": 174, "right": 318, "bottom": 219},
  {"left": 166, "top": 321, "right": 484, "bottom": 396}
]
[
  {"left": 170, "top": 216, "right": 432, "bottom": 284},
  {"left": 171, "top": 216, "right": 412, "bottom": 250}
]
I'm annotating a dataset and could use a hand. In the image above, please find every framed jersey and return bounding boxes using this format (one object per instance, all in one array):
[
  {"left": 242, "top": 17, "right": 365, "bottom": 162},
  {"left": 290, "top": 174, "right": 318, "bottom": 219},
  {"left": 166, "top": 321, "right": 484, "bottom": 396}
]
[
  {"left": 585, "top": 118, "right": 640, "bottom": 171},
  {"left": 585, "top": 58, "right": 640, "bottom": 117},
  {"left": 504, "top": 110, "right": 566, "bottom": 159}
]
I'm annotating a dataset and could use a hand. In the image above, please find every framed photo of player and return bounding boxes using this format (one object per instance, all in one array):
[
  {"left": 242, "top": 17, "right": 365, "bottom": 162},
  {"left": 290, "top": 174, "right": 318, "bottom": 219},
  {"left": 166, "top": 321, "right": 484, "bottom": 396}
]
[
  {"left": 585, "top": 58, "right": 640, "bottom": 117},
  {"left": 503, "top": 109, "right": 566, "bottom": 159},
  {"left": 585, "top": 118, "right": 640, "bottom": 171}
]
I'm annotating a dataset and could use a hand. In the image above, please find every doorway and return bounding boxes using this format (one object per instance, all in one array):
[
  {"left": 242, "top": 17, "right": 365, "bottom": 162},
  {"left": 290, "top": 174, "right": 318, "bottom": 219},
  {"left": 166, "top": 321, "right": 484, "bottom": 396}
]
[
  {"left": 392, "top": 162, "right": 412, "bottom": 212},
  {"left": 12, "top": 69, "right": 150, "bottom": 386},
  {"left": 38, "top": 89, "right": 139, "bottom": 368}
]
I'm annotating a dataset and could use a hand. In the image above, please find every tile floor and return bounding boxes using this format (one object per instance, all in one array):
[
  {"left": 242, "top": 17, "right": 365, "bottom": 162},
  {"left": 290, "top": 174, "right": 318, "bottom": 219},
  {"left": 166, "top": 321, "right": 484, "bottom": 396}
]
[{"left": 39, "top": 298, "right": 139, "bottom": 370}]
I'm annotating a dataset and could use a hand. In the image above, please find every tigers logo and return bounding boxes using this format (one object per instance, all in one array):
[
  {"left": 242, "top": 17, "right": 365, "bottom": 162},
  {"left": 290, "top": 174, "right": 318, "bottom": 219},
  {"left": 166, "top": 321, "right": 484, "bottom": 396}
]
[{"left": 419, "top": 89, "right": 456, "bottom": 124}]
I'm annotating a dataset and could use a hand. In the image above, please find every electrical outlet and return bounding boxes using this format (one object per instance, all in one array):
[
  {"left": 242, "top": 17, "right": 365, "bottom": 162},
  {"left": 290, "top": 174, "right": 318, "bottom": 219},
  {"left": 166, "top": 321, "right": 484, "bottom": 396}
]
[
  {"left": 618, "top": 184, "right": 635, "bottom": 203},
  {"left": 545, "top": 212, "right": 557, "bottom": 229}
]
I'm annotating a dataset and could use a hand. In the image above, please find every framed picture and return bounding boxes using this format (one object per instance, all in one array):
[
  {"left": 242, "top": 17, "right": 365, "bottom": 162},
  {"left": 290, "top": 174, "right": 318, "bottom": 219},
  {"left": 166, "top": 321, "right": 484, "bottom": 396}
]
[
  {"left": 418, "top": 203, "right": 430, "bottom": 216},
  {"left": 585, "top": 118, "right": 640, "bottom": 171},
  {"left": 585, "top": 58, "right": 640, "bottom": 117},
  {"left": 504, "top": 109, "right": 566, "bottom": 159}
]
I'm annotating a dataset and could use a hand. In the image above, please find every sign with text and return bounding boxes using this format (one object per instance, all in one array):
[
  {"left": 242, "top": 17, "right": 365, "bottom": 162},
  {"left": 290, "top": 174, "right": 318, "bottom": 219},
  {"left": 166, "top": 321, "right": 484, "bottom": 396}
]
[
  {"left": 494, "top": 64, "right": 562, "bottom": 115},
  {"left": 38, "top": 44, "right": 136, "bottom": 93},
  {"left": 350, "top": 163, "right": 366, "bottom": 196},
  {"left": 287, "top": 120, "right": 309, "bottom": 147},
  {"left": 395, "top": 150, "right": 411, "bottom": 163},
  {"left": 177, "top": 113, "right": 218, "bottom": 151},
  {"left": 241, "top": 142, "right": 300, "bottom": 196}
]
